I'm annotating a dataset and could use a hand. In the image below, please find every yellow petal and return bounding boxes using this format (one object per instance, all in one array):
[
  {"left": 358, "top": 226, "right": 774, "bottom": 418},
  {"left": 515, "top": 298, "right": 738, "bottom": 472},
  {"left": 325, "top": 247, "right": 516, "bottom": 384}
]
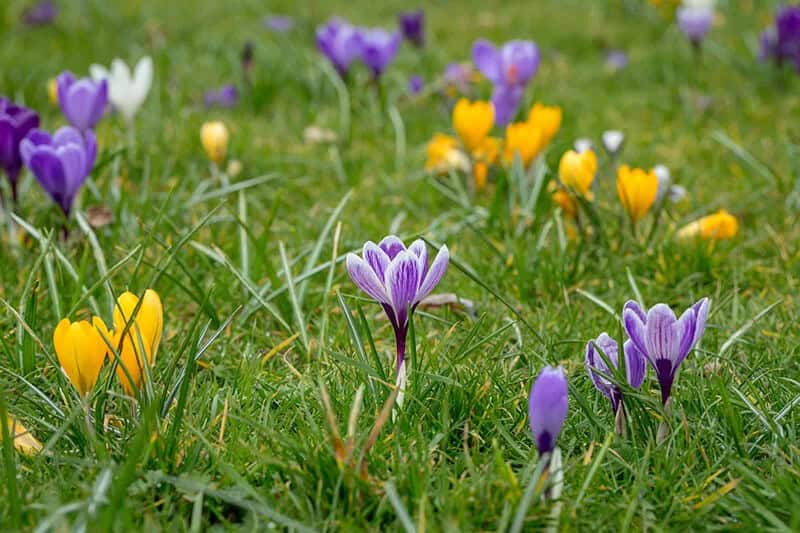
[
  {"left": 112, "top": 289, "right": 164, "bottom": 396},
  {"left": 617, "top": 165, "right": 658, "bottom": 222},
  {"left": 453, "top": 99, "right": 494, "bottom": 153},
  {"left": 527, "top": 102, "right": 562, "bottom": 146},
  {"left": 3, "top": 416, "right": 42, "bottom": 455},
  {"left": 53, "top": 318, "right": 107, "bottom": 397},
  {"left": 503, "top": 121, "right": 543, "bottom": 167}
]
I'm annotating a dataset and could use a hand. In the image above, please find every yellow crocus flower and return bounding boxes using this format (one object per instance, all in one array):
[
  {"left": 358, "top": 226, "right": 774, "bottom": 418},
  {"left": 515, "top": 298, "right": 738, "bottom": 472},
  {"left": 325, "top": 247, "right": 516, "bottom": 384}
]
[
  {"left": 201, "top": 121, "right": 229, "bottom": 165},
  {"left": 53, "top": 317, "right": 109, "bottom": 397},
  {"left": 558, "top": 149, "right": 597, "bottom": 199},
  {"left": 617, "top": 165, "right": 658, "bottom": 222},
  {"left": 527, "top": 103, "right": 562, "bottom": 147},
  {"left": 452, "top": 98, "right": 494, "bottom": 153},
  {"left": 502, "top": 121, "right": 543, "bottom": 167},
  {"left": 106, "top": 289, "right": 164, "bottom": 396},
  {"left": 425, "top": 133, "right": 470, "bottom": 174},
  {"left": 677, "top": 209, "right": 739, "bottom": 241}
]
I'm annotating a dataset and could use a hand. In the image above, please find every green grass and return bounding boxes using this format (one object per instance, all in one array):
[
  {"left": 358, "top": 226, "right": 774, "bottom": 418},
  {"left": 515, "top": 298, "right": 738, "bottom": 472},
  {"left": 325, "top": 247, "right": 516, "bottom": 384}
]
[{"left": 2, "top": 0, "right": 800, "bottom": 530}]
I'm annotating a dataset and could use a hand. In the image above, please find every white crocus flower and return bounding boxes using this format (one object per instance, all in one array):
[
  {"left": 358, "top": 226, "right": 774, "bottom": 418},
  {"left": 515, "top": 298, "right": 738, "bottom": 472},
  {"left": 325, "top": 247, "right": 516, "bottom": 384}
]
[
  {"left": 602, "top": 130, "right": 625, "bottom": 156},
  {"left": 90, "top": 56, "right": 153, "bottom": 123}
]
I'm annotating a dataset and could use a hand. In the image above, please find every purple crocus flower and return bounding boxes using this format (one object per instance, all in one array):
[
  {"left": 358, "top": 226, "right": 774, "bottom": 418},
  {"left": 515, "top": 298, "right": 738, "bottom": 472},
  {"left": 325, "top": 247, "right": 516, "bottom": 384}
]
[
  {"left": 20, "top": 126, "right": 97, "bottom": 216},
  {"left": 472, "top": 39, "right": 539, "bottom": 126},
  {"left": 263, "top": 14, "right": 294, "bottom": 33},
  {"left": 398, "top": 10, "right": 425, "bottom": 48},
  {"left": 605, "top": 49, "right": 629, "bottom": 71},
  {"left": 346, "top": 235, "right": 449, "bottom": 372},
  {"left": 491, "top": 84, "right": 524, "bottom": 127},
  {"left": 360, "top": 28, "right": 402, "bottom": 79},
  {"left": 204, "top": 85, "right": 239, "bottom": 108},
  {"left": 761, "top": 6, "right": 800, "bottom": 71},
  {"left": 585, "top": 333, "right": 646, "bottom": 414},
  {"left": 22, "top": 0, "right": 57, "bottom": 27},
  {"left": 528, "top": 366, "right": 568, "bottom": 455},
  {"left": 472, "top": 39, "right": 540, "bottom": 87},
  {"left": 316, "top": 18, "right": 364, "bottom": 77},
  {"left": 56, "top": 72, "right": 107, "bottom": 132},
  {"left": 676, "top": 5, "right": 714, "bottom": 48},
  {"left": 408, "top": 75, "right": 424, "bottom": 95},
  {"left": 0, "top": 97, "right": 40, "bottom": 203},
  {"left": 622, "top": 298, "right": 709, "bottom": 405}
]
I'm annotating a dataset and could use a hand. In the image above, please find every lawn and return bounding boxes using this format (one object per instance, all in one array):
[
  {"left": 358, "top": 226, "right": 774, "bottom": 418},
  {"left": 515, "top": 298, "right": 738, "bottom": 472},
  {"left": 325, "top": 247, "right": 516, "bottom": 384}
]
[{"left": 1, "top": 0, "right": 799, "bottom": 530}]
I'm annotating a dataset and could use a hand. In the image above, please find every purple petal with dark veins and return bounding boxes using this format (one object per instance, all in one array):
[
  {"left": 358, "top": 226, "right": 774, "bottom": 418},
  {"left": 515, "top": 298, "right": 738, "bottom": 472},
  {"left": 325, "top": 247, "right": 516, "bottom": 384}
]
[
  {"left": 415, "top": 244, "right": 448, "bottom": 303},
  {"left": 346, "top": 253, "right": 388, "bottom": 304}
]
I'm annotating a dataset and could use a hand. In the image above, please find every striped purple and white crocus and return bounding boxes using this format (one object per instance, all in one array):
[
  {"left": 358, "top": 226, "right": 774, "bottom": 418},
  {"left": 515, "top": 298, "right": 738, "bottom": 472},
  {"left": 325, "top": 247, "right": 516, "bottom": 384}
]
[
  {"left": 622, "top": 298, "right": 709, "bottom": 405},
  {"left": 585, "top": 333, "right": 646, "bottom": 414},
  {"left": 346, "top": 235, "right": 449, "bottom": 373}
]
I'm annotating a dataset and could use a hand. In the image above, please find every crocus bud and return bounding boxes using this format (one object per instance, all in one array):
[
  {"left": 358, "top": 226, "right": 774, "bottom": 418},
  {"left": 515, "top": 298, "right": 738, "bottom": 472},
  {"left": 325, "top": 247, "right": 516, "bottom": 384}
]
[
  {"left": 201, "top": 121, "right": 229, "bottom": 165},
  {"left": 528, "top": 366, "right": 568, "bottom": 455},
  {"left": 574, "top": 138, "right": 593, "bottom": 153},
  {"left": 503, "top": 121, "right": 543, "bottom": 167},
  {"left": 527, "top": 103, "right": 562, "bottom": 147},
  {"left": 676, "top": 209, "right": 738, "bottom": 241},
  {"left": 53, "top": 317, "right": 109, "bottom": 397},
  {"left": 602, "top": 130, "right": 624, "bottom": 157},
  {"left": 559, "top": 149, "right": 597, "bottom": 199},
  {"left": 617, "top": 165, "right": 658, "bottom": 222},
  {"left": 452, "top": 98, "right": 494, "bottom": 153},
  {"left": 104, "top": 289, "right": 164, "bottom": 396}
]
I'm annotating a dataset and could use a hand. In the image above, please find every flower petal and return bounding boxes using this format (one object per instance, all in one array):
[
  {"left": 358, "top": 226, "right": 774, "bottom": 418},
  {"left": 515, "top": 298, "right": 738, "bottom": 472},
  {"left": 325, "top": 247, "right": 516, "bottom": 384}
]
[
  {"left": 623, "top": 339, "right": 647, "bottom": 389},
  {"left": 644, "top": 304, "right": 679, "bottom": 364},
  {"left": 346, "top": 253, "right": 388, "bottom": 304},
  {"left": 472, "top": 39, "right": 501, "bottom": 84},
  {"left": 385, "top": 251, "right": 422, "bottom": 326},
  {"left": 622, "top": 303, "right": 648, "bottom": 361},
  {"left": 528, "top": 366, "right": 568, "bottom": 455},
  {"left": 415, "top": 244, "right": 448, "bottom": 302},
  {"left": 379, "top": 235, "right": 406, "bottom": 258},
  {"left": 362, "top": 241, "right": 390, "bottom": 280}
]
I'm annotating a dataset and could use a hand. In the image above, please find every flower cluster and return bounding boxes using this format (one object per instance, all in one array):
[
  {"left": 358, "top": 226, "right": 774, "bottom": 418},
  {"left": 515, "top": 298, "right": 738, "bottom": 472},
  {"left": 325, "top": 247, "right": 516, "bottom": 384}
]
[
  {"left": 316, "top": 18, "right": 402, "bottom": 79},
  {"left": 54, "top": 289, "right": 163, "bottom": 398},
  {"left": 425, "top": 98, "right": 561, "bottom": 191}
]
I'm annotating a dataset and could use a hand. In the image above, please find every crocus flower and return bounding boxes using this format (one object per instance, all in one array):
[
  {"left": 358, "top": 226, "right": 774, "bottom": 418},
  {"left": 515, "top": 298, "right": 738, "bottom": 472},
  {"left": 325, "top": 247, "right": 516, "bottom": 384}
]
[
  {"left": 398, "top": 10, "right": 425, "bottom": 48},
  {"left": 676, "top": 209, "right": 738, "bottom": 240},
  {"left": 527, "top": 103, "right": 562, "bottom": 146},
  {"left": 263, "top": 14, "right": 295, "bottom": 33},
  {"left": 203, "top": 85, "right": 239, "bottom": 108},
  {"left": 316, "top": 18, "right": 363, "bottom": 76},
  {"left": 360, "top": 28, "right": 402, "bottom": 79},
  {"left": 346, "top": 236, "right": 449, "bottom": 372},
  {"left": 605, "top": 49, "right": 629, "bottom": 71},
  {"left": 452, "top": 98, "right": 494, "bottom": 153},
  {"left": 89, "top": 56, "right": 153, "bottom": 123},
  {"left": 574, "top": 138, "right": 593, "bottom": 153},
  {"left": 201, "top": 121, "right": 229, "bottom": 165},
  {"left": 53, "top": 317, "right": 108, "bottom": 398},
  {"left": 623, "top": 298, "right": 709, "bottom": 405},
  {"left": 558, "top": 149, "right": 597, "bottom": 199},
  {"left": 408, "top": 75, "right": 424, "bottom": 95},
  {"left": 585, "top": 333, "right": 646, "bottom": 414},
  {"left": 617, "top": 165, "right": 658, "bottom": 223},
  {"left": 98, "top": 289, "right": 164, "bottom": 396},
  {"left": 20, "top": 126, "right": 97, "bottom": 216},
  {"left": 760, "top": 6, "right": 800, "bottom": 71},
  {"left": 56, "top": 72, "right": 108, "bottom": 131},
  {"left": 472, "top": 39, "right": 540, "bottom": 88},
  {"left": 602, "top": 130, "right": 625, "bottom": 156},
  {"left": 22, "top": 0, "right": 57, "bottom": 26},
  {"left": 502, "top": 120, "right": 543, "bottom": 167},
  {"left": 425, "top": 134, "right": 470, "bottom": 174},
  {"left": 442, "top": 62, "right": 473, "bottom": 94},
  {"left": 528, "top": 366, "right": 568, "bottom": 455},
  {"left": 0, "top": 97, "right": 39, "bottom": 203},
  {"left": 676, "top": 0, "right": 714, "bottom": 48}
]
